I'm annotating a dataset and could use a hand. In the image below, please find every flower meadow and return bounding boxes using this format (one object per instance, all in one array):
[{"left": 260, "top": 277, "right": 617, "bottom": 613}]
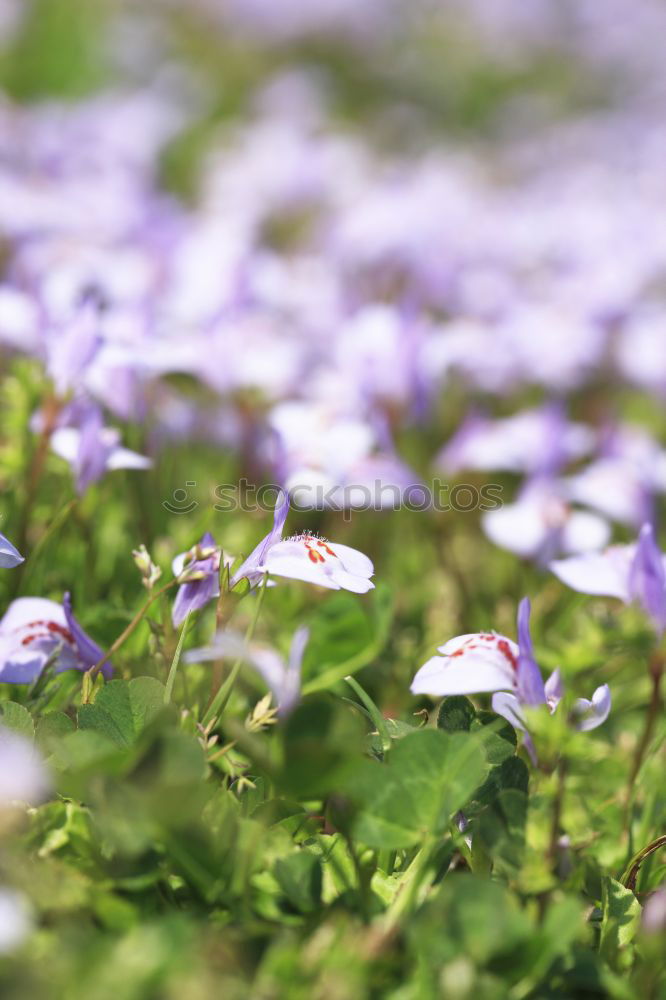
[{"left": 0, "top": 2, "right": 665, "bottom": 997}]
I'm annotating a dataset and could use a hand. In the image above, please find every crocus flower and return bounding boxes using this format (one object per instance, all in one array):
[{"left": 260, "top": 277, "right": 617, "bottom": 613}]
[
  {"left": 550, "top": 523, "right": 666, "bottom": 634},
  {"left": 186, "top": 625, "right": 309, "bottom": 716},
  {"left": 0, "top": 593, "right": 112, "bottom": 683},
  {"left": 172, "top": 533, "right": 228, "bottom": 627},
  {"left": 411, "top": 597, "right": 610, "bottom": 762},
  {"left": 231, "top": 491, "right": 375, "bottom": 593},
  {"left": 0, "top": 533, "right": 23, "bottom": 569}
]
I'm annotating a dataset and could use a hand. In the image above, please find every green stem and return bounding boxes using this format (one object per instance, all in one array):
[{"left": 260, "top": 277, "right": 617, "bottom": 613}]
[
  {"left": 625, "top": 652, "right": 663, "bottom": 825},
  {"left": 345, "top": 675, "right": 391, "bottom": 755},
  {"left": 621, "top": 835, "right": 666, "bottom": 893},
  {"left": 83, "top": 578, "right": 178, "bottom": 698},
  {"left": 382, "top": 836, "right": 436, "bottom": 931},
  {"left": 164, "top": 611, "right": 191, "bottom": 704},
  {"left": 202, "top": 577, "right": 268, "bottom": 726}
]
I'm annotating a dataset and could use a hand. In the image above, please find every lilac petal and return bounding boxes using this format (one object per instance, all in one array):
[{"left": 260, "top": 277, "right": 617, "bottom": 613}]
[
  {"left": 572, "top": 684, "right": 611, "bottom": 732},
  {"left": 0, "top": 597, "right": 79, "bottom": 681},
  {"left": 544, "top": 668, "right": 564, "bottom": 713},
  {"left": 288, "top": 625, "right": 310, "bottom": 674},
  {"left": 492, "top": 691, "right": 538, "bottom": 765},
  {"left": 549, "top": 547, "right": 633, "bottom": 601},
  {"left": 628, "top": 523, "right": 666, "bottom": 633},
  {"left": 0, "top": 533, "right": 23, "bottom": 569},
  {"left": 516, "top": 598, "right": 546, "bottom": 707},
  {"left": 172, "top": 572, "right": 219, "bottom": 626},
  {"left": 75, "top": 405, "right": 112, "bottom": 493},
  {"left": 0, "top": 649, "right": 53, "bottom": 684},
  {"left": 105, "top": 445, "right": 152, "bottom": 472},
  {"left": 230, "top": 489, "right": 289, "bottom": 588},
  {"left": 47, "top": 301, "right": 101, "bottom": 397},
  {"left": 63, "top": 593, "right": 112, "bottom": 678}
]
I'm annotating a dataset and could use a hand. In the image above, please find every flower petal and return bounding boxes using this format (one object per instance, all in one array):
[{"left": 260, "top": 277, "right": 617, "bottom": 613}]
[
  {"left": 491, "top": 691, "right": 537, "bottom": 765},
  {"left": 627, "top": 523, "right": 666, "bottom": 633},
  {"left": 572, "top": 684, "right": 611, "bottom": 732},
  {"left": 411, "top": 633, "right": 517, "bottom": 696},
  {"left": 63, "top": 593, "right": 112, "bottom": 678},
  {"left": 549, "top": 547, "right": 633, "bottom": 601},
  {"left": 0, "top": 533, "right": 23, "bottom": 569},
  {"left": 544, "top": 668, "right": 563, "bottom": 712}
]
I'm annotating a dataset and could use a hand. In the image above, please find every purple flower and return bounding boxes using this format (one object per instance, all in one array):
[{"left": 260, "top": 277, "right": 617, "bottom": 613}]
[
  {"left": 46, "top": 300, "right": 101, "bottom": 399},
  {"left": 437, "top": 405, "right": 594, "bottom": 477},
  {"left": 482, "top": 478, "right": 609, "bottom": 562},
  {"left": 186, "top": 625, "right": 309, "bottom": 716},
  {"left": 410, "top": 597, "right": 610, "bottom": 762},
  {"left": 0, "top": 533, "right": 23, "bottom": 569},
  {"left": 50, "top": 401, "right": 152, "bottom": 494},
  {"left": 230, "top": 490, "right": 291, "bottom": 589},
  {"left": 550, "top": 523, "right": 666, "bottom": 634},
  {"left": 171, "top": 533, "right": 225, "bottom": 627},
  {"left": 0, "top": 594, "right": 112, "bottom": 682}
]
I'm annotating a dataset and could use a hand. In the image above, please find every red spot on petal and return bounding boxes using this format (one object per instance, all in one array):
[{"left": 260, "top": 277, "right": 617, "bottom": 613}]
[
  {"left": 497, "top": 639, "right": 517, "bottom": 671},
  {"left": 46, "top": 622, "right": 74, "bottom": 642},
  {"left": 317, "top": 540, "right": 337, "bottom": 557}
]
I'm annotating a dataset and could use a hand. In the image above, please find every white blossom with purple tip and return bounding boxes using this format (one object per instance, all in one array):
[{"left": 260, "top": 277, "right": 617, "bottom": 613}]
[
  {"left": 410, "top": 597, "right": 610, "bottom": 762},
  {"left": 0, "top": 593, "right": 112, "bottom": 683},
  {"left": 231, "top": 491, "right": 375, "bottom": 594},
  {"left": 50, "top": 402, "right": 152, "bottom": 495},
  {"left": 550, "top": 523, "right": 666, "bottom": 634}
]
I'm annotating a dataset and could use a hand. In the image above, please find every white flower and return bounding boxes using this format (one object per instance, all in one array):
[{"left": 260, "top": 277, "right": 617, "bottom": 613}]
[{"left": 260, "top": 534, "right": 374, "bottom": 593}]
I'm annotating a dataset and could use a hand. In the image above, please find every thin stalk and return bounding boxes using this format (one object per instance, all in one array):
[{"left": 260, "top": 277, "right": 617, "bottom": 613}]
[
  {"left": 374, "top": 836, "right": 436, "bottom": 946},
  {"left": 202, "top": 578, "right": 268, "bottom": 727},
  {"left": 83, "top": 578, "right": 178, "bottom": 696},
  {"left": 164, "top": 611, "right": 191, "bottom": 704},
  {"left": 625, "top": 652, "right": 663, "bottom": 824},
  {"left": 548, "top": 757, "right": 567, "bottom": 868},
  {"left": 13, "top": 392, "right": 61, "bottom": 590},
  {"left": 345, "top": 675, "right": 392, "bottom": 755}
]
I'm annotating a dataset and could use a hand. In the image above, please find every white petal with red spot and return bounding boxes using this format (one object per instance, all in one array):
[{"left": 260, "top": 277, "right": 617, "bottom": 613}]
[
  {"left": 411, "top": 632, "right": 518, "bottom": 696},
  {"left": 259, "top": 535, "right": 374, "bottom": 593}
]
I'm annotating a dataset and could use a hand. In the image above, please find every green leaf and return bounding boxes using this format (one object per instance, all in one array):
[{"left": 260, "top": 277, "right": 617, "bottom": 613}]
[
  {"left": 476, "top": 788, "right": 528, "bottom": 874},
  {"left": 78, "top": 677, "right": 166, "bottom": 747},
  {"left": 600, "top": 877, "right": 642, "bottom": 970},
  {"left": 274, "top": 851, "right": 322, "bottom": 914},
  {"left": 280, "top": 695, "right": 366, "bottom": 799},
  {"left": 0, "top": 701, "right": 34, "bottom": 738},
  {"left": 301, "top": 585, "right": 393, "bottom": 695},
  {"left": 473, "top": 711, "right": 517, "bottom": 765},
  {"left": 35, "top": 711, "right": 75, "bottom": 753},
  {"left": 352, "top": 729, "right": 488, "bottom": 849},
  {"left": 437, "top": 695, "right": 476, "bottom": 732}
]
